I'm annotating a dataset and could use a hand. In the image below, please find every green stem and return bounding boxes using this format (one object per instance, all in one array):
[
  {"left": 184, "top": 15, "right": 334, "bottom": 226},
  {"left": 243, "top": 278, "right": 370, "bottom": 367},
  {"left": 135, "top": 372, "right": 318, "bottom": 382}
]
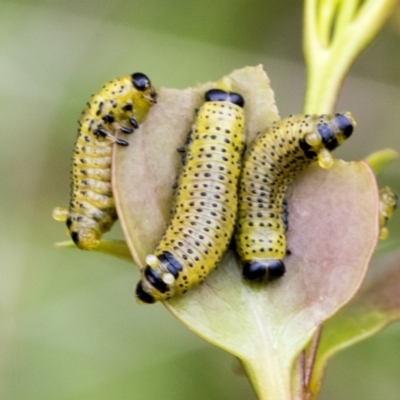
[
  {"left": 300, "top": 0, "right": 398, "bottom": 397},
  {"left": 317, "top": 0, "right": 339, "bottom": 48},
  {"left": 335, "top": 0, "right": 359, "bottom": 33},
  {"left": 303, "top": 0, "right": 398, "bottom": 114},
  {"left": 364, "top": 148, "right": 399, "bottom": 175},
  {"left": 243, "top": 356, "right": 294, "bottom": 400}
]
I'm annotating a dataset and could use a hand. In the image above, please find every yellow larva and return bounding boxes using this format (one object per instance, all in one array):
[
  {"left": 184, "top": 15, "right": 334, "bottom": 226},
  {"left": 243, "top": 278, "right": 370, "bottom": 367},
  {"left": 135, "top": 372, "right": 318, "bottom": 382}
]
[
  {"left": 53, "top": 73, "right": 157, "bottom": 249},
  {"left": 135, "top": 89, "right": 246, "bottom": 304},
  {"left": 378, "top": 186, "right": 398, "bottom": 240},
  {"left": 235, "top": 113, "right": 355, "bottom": 280}
]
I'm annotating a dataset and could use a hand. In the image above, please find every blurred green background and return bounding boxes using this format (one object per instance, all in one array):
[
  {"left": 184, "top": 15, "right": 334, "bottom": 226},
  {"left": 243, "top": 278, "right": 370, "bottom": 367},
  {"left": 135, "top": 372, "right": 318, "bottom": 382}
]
[{"left": 1, "top": 0, "right": 400, "bottom": 399}]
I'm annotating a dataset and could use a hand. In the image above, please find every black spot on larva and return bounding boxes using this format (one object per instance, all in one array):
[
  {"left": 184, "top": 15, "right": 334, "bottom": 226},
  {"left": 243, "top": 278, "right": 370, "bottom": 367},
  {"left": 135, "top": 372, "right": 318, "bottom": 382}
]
[
  {"left": 102, "top": 113, "right": 115, "bottom": 124},
  {"left": 122, "top": 103, "right": 133, "bottom": 112},
  {"left": 159, "top": 251, "right": 183, "bottom": 278},
  {"left": 144, "top": 267, "right": 168, "bottom": 293}
]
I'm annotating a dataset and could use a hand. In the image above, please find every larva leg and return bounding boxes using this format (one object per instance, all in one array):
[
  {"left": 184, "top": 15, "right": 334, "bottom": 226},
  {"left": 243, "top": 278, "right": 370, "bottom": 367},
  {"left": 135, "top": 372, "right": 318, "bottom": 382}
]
[
  {"left": 185, "top": 130, "right": 193, "bottom": 145},
  {"left": 94, "top": 127, "right": 128, "bottom": 146},
  {"left": 130, "top": 117, "right": 139, "bottom": 128},
  {"left": 282, "top": 199, "right": 289, "bottom": 232},
  {"left": 119, "top": 126, "right": 134, "bottom": 134}
]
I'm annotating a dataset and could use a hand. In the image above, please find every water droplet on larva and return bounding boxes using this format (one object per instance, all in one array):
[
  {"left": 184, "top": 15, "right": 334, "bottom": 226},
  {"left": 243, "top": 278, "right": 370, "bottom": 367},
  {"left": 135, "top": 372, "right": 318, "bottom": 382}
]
[{"left": 52, "top": 207, "right": 68, "bottom": 222}]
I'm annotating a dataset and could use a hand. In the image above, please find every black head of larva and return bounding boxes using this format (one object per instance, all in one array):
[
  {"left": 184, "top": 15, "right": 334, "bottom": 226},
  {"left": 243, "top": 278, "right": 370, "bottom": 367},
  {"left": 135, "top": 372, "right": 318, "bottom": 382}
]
[
  {"left": 205, "top": 89, "right": 245, "bottom": 108},
  {"left": 243, "top": 260, "right": 286, "bottom": 281},
  {"left": 131, "top": 72, "right": 151, "bottom": 91},
  {"left": 334, "top": 113, "right": 354, "bottom": 138},
  {"left": 317, "top": 124, "right": 338, "bottom": 151},
  {"left": 135, "top": 281, "right": 156, "bottom": 304},
  {"left": 318, "top": 113, "right": 355, "bottom": 151}
]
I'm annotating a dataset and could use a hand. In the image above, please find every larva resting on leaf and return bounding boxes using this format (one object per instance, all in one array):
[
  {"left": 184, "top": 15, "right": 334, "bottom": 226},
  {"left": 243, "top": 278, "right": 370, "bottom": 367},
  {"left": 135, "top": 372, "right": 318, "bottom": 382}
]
[
  {"left": 136, "top": 88, "right": 246, "bottom": 304},
  {"left": 235, "top": 112, "right": 355, "bottom": 281},
  {"left": 53, "top": 73, "right": 157, "bottom": 250}
]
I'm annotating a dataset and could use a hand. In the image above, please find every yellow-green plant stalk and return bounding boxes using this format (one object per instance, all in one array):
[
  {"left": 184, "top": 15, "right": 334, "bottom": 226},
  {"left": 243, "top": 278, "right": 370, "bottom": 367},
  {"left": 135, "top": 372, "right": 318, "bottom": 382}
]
[
  {"left": 364, "top": 148, "right": 399, "bottom": 175},
  {"left": 304, "top": 0, "right": 398, "bottom": 114}
]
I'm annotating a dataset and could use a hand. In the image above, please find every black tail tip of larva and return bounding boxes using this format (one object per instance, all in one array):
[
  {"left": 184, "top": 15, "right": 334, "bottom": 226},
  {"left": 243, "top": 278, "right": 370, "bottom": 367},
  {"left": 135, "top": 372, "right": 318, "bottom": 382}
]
[
  {"left": 243, "top": 261, "right": 267, "bottom": 280},
  {"left": 335, "top": 113, "right": 354, "bottom": 138},
  {"left": 205, "top": 89, "right": 245, "bottom": 108},
  {"left": 135, "top": 281, "right": 156, "bottom": 304},
  {"left": 243, "top": 260, "right": 286, "bottom": 281}
]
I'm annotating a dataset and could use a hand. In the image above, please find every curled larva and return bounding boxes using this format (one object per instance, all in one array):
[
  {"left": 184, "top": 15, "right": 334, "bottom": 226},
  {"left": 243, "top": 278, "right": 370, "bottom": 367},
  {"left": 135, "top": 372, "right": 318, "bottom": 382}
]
[
  {"left": 135, "top": 89, "right": 246, "bottom": 304},
  {"left": 378, "top": 186, "right": 398, "bottom": 240},
  {"left": 235, "top": 112, "right": 355, "bottom": 281},
  {"left": 53, "top": 73, "right": 157, "bottom": 250}
]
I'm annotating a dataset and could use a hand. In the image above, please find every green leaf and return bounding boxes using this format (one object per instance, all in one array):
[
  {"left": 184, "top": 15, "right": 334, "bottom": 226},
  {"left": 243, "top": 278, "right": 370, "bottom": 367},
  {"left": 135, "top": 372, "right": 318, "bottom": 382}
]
[
  {"left": 308, "top": 252, "right": 400, "bottom": 399},
  {"left": 112, "top": 65, "right": 280, "bottom": 265},
  {"left": 113, "top": 66, "right": 379, "bottom": 399}
]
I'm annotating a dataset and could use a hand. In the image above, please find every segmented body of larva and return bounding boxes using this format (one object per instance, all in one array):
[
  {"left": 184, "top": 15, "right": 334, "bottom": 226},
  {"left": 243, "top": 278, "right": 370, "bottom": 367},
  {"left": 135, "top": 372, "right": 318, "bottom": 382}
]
[
  {"left": 235, "top": 113, "right": 355, "bottom": 281},
  {"left": 135, "top": 89, "right": 246, "bottom": 303},
  {"left": 53, "top": 73, "right": 156, "bottom": 249}
]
